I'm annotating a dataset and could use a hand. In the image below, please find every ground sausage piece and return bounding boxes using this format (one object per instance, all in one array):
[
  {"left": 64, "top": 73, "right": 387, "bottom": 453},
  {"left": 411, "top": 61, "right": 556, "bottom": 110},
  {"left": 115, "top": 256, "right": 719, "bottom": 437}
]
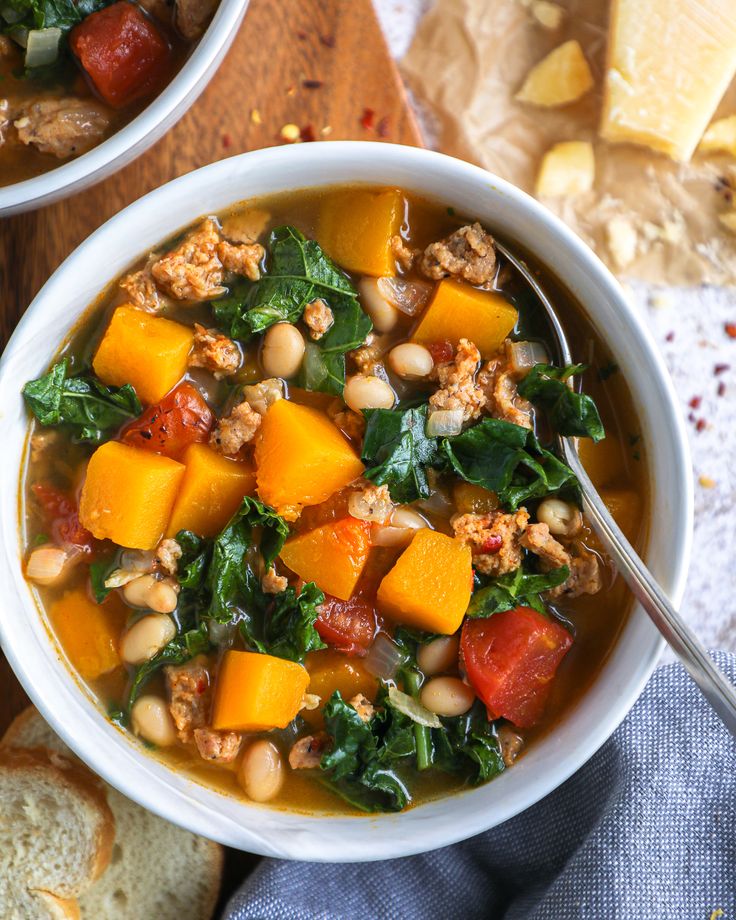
[
  {"left": 390, "top": 234, "right": 417, "bottom": 273},
  {"left": 452, "top": 508, "right": 530, "bottom": 576},
  {"left": 210, "top": 400, "right": 261, "bottom": 456},
  {"left": 496, "top": 724, "right": 524, "bottom": 766},
  {"left": 119, "top": 268, "right": 162, "bottom": 312},
  {"left": 520, "top": 522, "right": 570, "bottom": 569},
  {"left": 261, "top": 566, "right": 288, "bottom": 595},
  {"left": 330, "top": 407, "right": 365, "bottom": 442},
  {"left": 349, "top": 334, "right": 381, "bottom": 375},
  {"left": 193, "top": 728, "right": 242, "bottom": 765},
  {"left": 429, "top": 338, "right": 487, "bottom": 422},
  {"left": 14, "top": 98, "right": 110, "bottom": 159},
  {"left": 217, "top": 240, "right": 264, "bottom": 281},
  {"left": 349, "top": 693, "right": 375, "bottom": 723},
  {"left": 478, "top": 349, "right": 534, "bottom": 429},
  {"left": 165, "top": 660, "right": 212, "bottom": 743},
  {"left": 289, "top": 734, "right": 328, "bottom": 770},
  {"left": 349, "top": 483, "right": 393, "bottom": 524},
  {"left": 152, "top": 218, "right": 225, "bottom": 301},
  {"left": 175, "top": 0, "right": 218, "bottom": 39},
  {"left": 189, "top": 323, "right": 241, "bottom": 377},
  {"left": 419, "top": 222, "right": 497, "bottom": 286},
  {"left": 303, "top": 298, "right": 334, "bottom": 340},
  {"left": 549, "top": 544, "right": 602, "bottom": 599},
  {"left": 155, "top": 538, "right": 182, "bottom": 576}
]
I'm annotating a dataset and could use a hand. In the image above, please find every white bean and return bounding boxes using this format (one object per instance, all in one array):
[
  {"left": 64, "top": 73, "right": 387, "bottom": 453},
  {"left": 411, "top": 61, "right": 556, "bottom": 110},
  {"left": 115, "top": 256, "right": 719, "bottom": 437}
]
[
  {"left": 537, "top": 498, "right": 582, "bottom": 536},
  {"left": 371, "top": 506, "right": 428, "bottom": 547},
  {"left": 25, "top": 544, "right": 79, "bottom": 587},
  {"left": 122, "top": 574, "right": 179, "bottom": 613},
  {"left": 387, "top": 343, "right": 434, "bottom": 380},
  {"left": 417, "top": 636, "right": 460, "bottom": 677},
  {"left": 261, "top": 323, "right": 305, "bottom": 378},
  {"left": 420, "top": 677, "right": 475, "bottom": 717},
  {"left": 120, "top": 613, "right": 176, "bottom": 665},
  {"left": 238, "top": 739, "right": 284, "bottom": 803},
  {"left": 131, "top": 695, "right": 177, "bottom": 747},
  {"left": 343, "top": 375, "right": 395, "bottom": 412},
  {"left": 358, "top": 277, "right": 399, "bottom": 332}
]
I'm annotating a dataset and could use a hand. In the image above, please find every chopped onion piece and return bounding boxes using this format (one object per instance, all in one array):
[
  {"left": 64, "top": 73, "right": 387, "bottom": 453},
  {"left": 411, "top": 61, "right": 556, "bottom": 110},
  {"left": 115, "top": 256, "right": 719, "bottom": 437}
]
[
  {"left": 377, "top": 276, "right": 432, "bottom": 316},
  {"left": 25, "top": 27, "right": 61, "bottom": 68},
  {"left": 1, "top": 6, "right": 24, "bottom": 24},
  {"left": 364, "top": 633, "right": 408, "bottom": 680},
  {"left": 508, "top": 340, "right": 549, "bottom": 376},
  {"left": 10, "top": 26, "right": 28, "bottom": 48},
  {"left": 300, "top": 693, "right": 321, "bottom": 711},
  {"left": 388, "top": 686, "right": 442, "bottom": 728},
  {"left": 120, "top": 549, "right": 156, "bottom": 572},
  {"left": 426, "top": 408, "right": 464, "bottom": 438},
  {"left": 207, "top": 620, "right": 237, "bottom": 648},
  {"left": 104, "top": 569, "right": 144, "bottom": 589}
]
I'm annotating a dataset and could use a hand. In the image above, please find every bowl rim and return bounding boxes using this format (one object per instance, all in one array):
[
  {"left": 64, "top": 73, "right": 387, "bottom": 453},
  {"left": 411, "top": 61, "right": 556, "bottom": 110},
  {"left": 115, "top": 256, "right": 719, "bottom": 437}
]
[
  {"left": 0, "top": 0, "right": 249, "bottom": 215},
  {"left": 0, "top": 142, "right": 693, "bottom": 860}
]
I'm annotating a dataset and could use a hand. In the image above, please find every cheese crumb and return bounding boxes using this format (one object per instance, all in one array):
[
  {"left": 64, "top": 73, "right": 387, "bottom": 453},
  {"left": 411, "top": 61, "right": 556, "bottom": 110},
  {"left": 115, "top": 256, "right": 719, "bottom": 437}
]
[
  {"left": 535, "top": 141, "right": 595, "bottom": 197},
  {"left": 606, "top": 216, "right": 639, "bottom": 269},
  {"left": 516, "top": 40, "right": 594, "bottom": 107}
]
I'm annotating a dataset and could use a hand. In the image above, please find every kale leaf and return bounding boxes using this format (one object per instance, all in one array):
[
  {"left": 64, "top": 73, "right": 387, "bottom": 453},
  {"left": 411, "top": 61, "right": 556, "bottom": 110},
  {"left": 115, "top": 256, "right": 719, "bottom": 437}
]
[
  {"left": 299, "top": 297, "right": 372, "bottom": 396},
  {"left": 3, "top": 0, "right": 110, "bottom": 32},
  {"left": 432, "top": 702, "right": 506, "bottom": 783},
  {"left": 467, "top": 565, "right": 570, "bottom": 618},
  {"left": 22, "top": 359, "right": 141, "bottom": 444},
  {"left": 517, "top": 364, "right": 605, "bottom": 442},
  {"left": 89, "top": 554, "right": 118, "bottom": 604},
  {"left": 239, "top": 581, "right": 327, "bottom": 663},
  {"left": 361, "top": 404, "right": 439, "bottom": 503},
  {"left": 126, "top": 624, "right": 210, "bottom": 711}
]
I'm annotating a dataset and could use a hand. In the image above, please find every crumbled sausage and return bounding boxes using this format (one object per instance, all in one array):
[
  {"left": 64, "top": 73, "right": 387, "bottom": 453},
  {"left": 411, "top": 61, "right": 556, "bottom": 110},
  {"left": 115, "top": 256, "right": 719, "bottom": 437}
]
[
  {"left": 165, "top": 660, "right": 212, "bottom": 743},
  {"left": 520, "top": 525, "right": 602, "bottom": 598},
  {"left": 303, "top": 298, "right": 334, "bottom": 340},
  {"left": 210, "top": 400, "right": 261, "bottom": 456},
  {"left": 520, "top": 522, "right": 570, "bottom": 569},
  {"left": 329, "top": 406, "right": 365, "bottom": 443},
  {"left": 189, "top": 323, "right": 241, "bottom": 377},
  {"left": 241, "top": 378, "right": 284, "bottom": 416},
  {"left": 300, "top": 693, "right": 321, "bottom": 712},
  {"left": 14, "top": 98, "right": 110, "bottom": 159},
  {"left": 349, "top": 693, "right": 375, "bottom": 723},
  {"left": 155, "top": 538, "right": 182, "bottom": 577},
  {"left": 349, "top": 334, "right": 382, "bottom": 375},
  {"left": 349, "top": 483, "right": 393, "bottom": 524},
  {"left": 174, "top": 0, "right": 218, "bottom": 39},
  {"left": 217, "top": 240, "right": 264, "bottom": 281},
  {"left": 478, "top": 348, "right": 534, "bottom": 429},
  {"left": 119, "top": 268, "right": 163, "bottom": 312},
  {"left": 152, "top": 219, "right": 226, "bottom": 301},
  {"left": 193, "top": 727, "right": 242, "bottom": 764},
  {"left": 261, "top": 566, "right": 288, "bottom": 594},
  {"left": 429, "top": 338, "right": 487, "bottom": 422},
  {"left": 452, "top": 508, "right": 530, "bottom": 576},
  {"left": 420, "top": 222, "right": 497, "bottom": 286},
  {"left": 289, "top": 734, "right": 328, "bottom": 770},
  {"left": 496, "top": 724, "right": 524, "bottom": 766},
  {"left": 390, "top": 234, "right": 417, "bottom": 272}
]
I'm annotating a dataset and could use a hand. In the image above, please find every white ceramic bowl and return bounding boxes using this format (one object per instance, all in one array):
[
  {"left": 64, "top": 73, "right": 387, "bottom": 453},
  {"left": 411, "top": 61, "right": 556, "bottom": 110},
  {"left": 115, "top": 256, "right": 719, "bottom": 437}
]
[
  {"left": 0, "top": 0, "right": 249, "bottom": 216},
  {"left": 0, "top": 143, "right": 692, "bottom": 860}
]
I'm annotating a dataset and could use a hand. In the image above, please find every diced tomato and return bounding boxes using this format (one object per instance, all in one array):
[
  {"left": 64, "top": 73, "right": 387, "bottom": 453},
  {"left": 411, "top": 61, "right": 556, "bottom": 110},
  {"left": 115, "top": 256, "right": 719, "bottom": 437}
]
[
  {"left": 461, "top": 606, "right": 573, "bottom": 728},
  {"left": 427, "top": 340, "right": 454, "bottom": 365},
  {"left": 121, "top": 383, "right": 213, "bottom": 460},
  {"left": 32, "top": 483, "right": 96, "bottom": 555},
  {"left": 316, "top": 595, "right": 377, "bottom": 657},
  {"left": 70, "top": 2, "right": 171, "bottom": 108}
]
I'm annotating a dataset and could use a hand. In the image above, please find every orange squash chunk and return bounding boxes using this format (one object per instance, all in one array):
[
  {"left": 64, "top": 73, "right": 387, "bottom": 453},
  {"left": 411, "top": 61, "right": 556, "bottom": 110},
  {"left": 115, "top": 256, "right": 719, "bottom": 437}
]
[
  {"left": 79, "top": 441, "right": 184, "bottom": 550},
  {"left": 318, "top": 188, "right": 404, "bottom": 276},
  {"left": 412, "top": 279, "right": 518, "bottom": 359},
  {"left": 601, "top": 488, "right": 642, "bottom": 542},
  {"left": 578, "top": 435, "right": 625, "bottom": 488},
  {"left": 279, "top": 517, "right": 372, "bottom": 600},
  {"left": 48, "top": 587, "right": 126, "bottom": 681},
  {"left": 212, "top": 650, "right": 310, "bottom": 732},
  {"left": 167, "top": 443, "right": 255, "bottom": 538},
  {"left": 377, "top": 529, "right": 472, "bottom": 634},
  {"left": 92, "top": 304, "right": 194, "bottom": 405},
  {"left": 303, "top": 650, "right": 378, "bottom": 728},
  {"left": 255, "top": 400, "right": 364, "bottom": 513}
]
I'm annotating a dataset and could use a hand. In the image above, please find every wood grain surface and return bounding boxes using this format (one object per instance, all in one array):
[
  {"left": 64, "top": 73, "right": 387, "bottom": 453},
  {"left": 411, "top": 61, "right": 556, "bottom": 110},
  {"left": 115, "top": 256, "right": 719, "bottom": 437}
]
[{"left": 0, "top": 0, "right": 420, "bottom": 890}]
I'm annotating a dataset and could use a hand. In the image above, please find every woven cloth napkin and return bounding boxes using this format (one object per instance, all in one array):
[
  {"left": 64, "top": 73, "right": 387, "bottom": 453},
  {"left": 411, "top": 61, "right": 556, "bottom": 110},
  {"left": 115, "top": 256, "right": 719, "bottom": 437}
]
[{"left": 224, "top": 652, "right": 736, "bottom": 919}]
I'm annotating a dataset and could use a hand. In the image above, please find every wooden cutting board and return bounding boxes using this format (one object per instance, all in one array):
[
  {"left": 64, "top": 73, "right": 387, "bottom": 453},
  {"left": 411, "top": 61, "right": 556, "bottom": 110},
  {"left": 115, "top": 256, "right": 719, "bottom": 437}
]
[{"left": 0, "top": 0, "right": 421, "bottom": 890}]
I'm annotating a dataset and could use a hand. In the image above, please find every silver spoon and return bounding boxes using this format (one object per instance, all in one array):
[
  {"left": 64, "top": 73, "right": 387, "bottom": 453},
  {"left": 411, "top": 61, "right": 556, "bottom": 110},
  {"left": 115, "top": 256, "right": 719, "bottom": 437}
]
[{"left": 496, "top": 241, "right": 736, "bottom": 736}]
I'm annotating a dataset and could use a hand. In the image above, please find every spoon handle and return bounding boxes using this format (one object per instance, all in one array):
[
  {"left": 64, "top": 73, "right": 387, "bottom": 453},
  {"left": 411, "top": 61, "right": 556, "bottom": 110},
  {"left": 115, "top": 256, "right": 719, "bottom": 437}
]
[{"left": 562, "top": 441, "right": 736, "bottom": 736}]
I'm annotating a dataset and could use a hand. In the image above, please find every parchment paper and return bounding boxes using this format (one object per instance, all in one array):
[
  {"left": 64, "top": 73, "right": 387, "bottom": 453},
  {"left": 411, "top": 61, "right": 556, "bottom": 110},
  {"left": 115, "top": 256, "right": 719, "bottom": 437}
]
[{"left": 401, "top": 0, "right": 736, "bottom": 285}]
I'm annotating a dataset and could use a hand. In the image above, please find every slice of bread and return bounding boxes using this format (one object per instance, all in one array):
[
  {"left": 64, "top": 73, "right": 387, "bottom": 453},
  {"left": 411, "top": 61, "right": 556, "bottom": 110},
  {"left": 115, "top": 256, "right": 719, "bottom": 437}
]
[
  {"left": 2, "top": 708, "right": 223, "bottom": 920},
  {"left": 0, "top": 746, "right": 115, "bottom": 920}
]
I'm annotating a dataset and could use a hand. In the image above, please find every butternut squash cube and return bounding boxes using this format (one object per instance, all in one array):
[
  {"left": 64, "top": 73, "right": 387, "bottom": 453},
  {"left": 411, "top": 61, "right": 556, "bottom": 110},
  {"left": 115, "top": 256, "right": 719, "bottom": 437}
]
[
  {"left": 49, "top": 587, "right": 126, "bottom": 681},
  {"left": 412, "top": 279, "right": 518, "bottom": 359},
  {"left": 167, "top": 443, "right": 255, "bottom": 538},
  {"left": 79, "top": 441, "right": 185, "bottom": 550},
  {"left": 212, "top": 650, "right": 310, "bottom": 732},
  {"left": 255, "top": 400, "right": 364, "bottom": 513},
  {"left": 279, "top": 518, "right": 372, "bottom": 600},
  {"left": 578, "top": 435, "right": 625, "bottom": 488},
  {"left": 377, "top": 529, "right": 472, "bottom": 635},
  {"left": 516, "top": 40, "right": 593, "bottom": 107},
  {"left": 318, "top": 188, "right": 404, "bottom": 276},
  {"left": 93, "top": 305, "right": 194, "bottom": 405},
  {"left": 303, "top": 650, "right": 378, "bottom": 728}
]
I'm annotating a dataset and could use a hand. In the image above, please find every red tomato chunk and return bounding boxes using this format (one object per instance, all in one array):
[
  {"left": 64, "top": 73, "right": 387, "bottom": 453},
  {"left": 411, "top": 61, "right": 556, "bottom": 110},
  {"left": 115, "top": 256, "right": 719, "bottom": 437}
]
[
  {"left": 121, "top": 382, "right": 213, "bottom": 460},
  {"left": 316, "top": 595, "right": 377, "bottom": 657},
  {"left": 70, "top": 2, "right": 171, "bottom": 108},
  {"left": 461, "top": 606, "right": 573, "bottom": 728},
  {"left": 32, "top": 483, "right": 96, "bottom": 555}
]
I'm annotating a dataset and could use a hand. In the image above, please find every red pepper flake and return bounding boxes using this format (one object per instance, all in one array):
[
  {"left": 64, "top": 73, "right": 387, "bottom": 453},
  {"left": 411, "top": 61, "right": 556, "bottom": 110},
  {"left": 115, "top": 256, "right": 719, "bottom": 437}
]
[
  {"left": 714, "top": 363, "right": 731, "bottom": 375},
  {"left": 221, "top": 133, "right": 232, "bottom": 149},
  {"left": 428, "top": 340, "right": 454, "bottom": 365},
  {"left": 718, "top": 381, "right": 727, "bottom": 396},
  {"left": 689, "top": 395, "right": 702, "bottom": 409},
  {"left": 299, "top": 123, "right": 316, "bottom": 143},
  {"left": 360, "top": 107, "right": 375, "bottom": 130},
  {"left": 665, "top": 331, "right": 675, "bottom": 342},
  {"left": 725, "top": 322, "right": 736, "bottom": 339},
  {"left": 302, "top": 79, "right": 323, "bottom": 89},
  {"left": 479, "top": 535, "right": 503, "bottom": 555},
  {"left": 695, "top": 419, "right": 707, "bottom": 432},
  {"left": 196, "top": 678, "right": 208, "bottom": 694},
  {"left": 376, "top": 115, "right": 390, "bottom": 137},
  {"left": 320, "top": 34, "right": 335, "bottom": 48}
]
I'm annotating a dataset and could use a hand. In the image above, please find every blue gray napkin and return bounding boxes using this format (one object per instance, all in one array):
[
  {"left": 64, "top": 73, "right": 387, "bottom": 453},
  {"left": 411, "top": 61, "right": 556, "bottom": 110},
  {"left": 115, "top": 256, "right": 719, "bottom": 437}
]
[{"left": 225, "top": 652, "right": 736, "bottom": 919}]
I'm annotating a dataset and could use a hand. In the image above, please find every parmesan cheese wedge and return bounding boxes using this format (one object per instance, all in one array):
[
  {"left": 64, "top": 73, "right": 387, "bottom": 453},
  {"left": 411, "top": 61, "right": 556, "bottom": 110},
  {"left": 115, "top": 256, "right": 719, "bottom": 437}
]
[
  {"left": 600, "top": 0, "right": 736, "bottom": 162},
  {"left": 530, "top": 1, "right": 563, "bottom": 30},
  {"left": 516, "top": 40, "right": 593, "bottom": 107},
  {"left": 535, "top": 141, "right": 595, "bottom": 198},
  {"left": 699, "top": 116, "right": 736, "bottom": 157}
]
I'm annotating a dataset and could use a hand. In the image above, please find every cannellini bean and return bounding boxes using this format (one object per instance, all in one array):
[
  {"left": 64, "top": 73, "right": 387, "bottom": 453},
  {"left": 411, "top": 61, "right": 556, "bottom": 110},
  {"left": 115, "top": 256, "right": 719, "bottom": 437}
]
[
  {"left": 536, "top": 498, "right": 582, "bottom": 536},
  {"left": 371, "top": 506, "right": 428, "bottom": 547},
  {"left": 343, "top": 375, "right": 395, "bottom": 412},
  {"left": 420, "top": 676, "right": 475, "bottom": 717},
  {"left": 417, "top": 636, "right": 460, "bottom": 677},
  {"left": 120, "top": 613, "right": 177, "bottom": 665},
  {"left": 261, "top": 323, "right": 305, "bottom": 378},
  {"left": 387, "top": 343, "right": 434, "bottom": 380},
  {"left": 238, "top": 739, "right": 284, "bottom": 803},
  {"left": 25, "top": 543, "right": 79, "bottom": 587},
  {"left": 131, "top": 695, "right": 177, "bottom": 747},
  {"left": 122, "top": 574, "right": 179, "bottom": 613},
  {"left": 358, "top": 277, "right": 399, "bottom": 332}
]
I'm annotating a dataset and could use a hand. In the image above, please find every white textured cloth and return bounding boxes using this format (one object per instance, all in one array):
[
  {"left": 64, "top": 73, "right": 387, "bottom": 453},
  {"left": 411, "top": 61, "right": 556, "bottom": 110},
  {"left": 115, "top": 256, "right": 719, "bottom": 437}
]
[{"left": 224, "top": 654, "right": 736, "bottom": 918}]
